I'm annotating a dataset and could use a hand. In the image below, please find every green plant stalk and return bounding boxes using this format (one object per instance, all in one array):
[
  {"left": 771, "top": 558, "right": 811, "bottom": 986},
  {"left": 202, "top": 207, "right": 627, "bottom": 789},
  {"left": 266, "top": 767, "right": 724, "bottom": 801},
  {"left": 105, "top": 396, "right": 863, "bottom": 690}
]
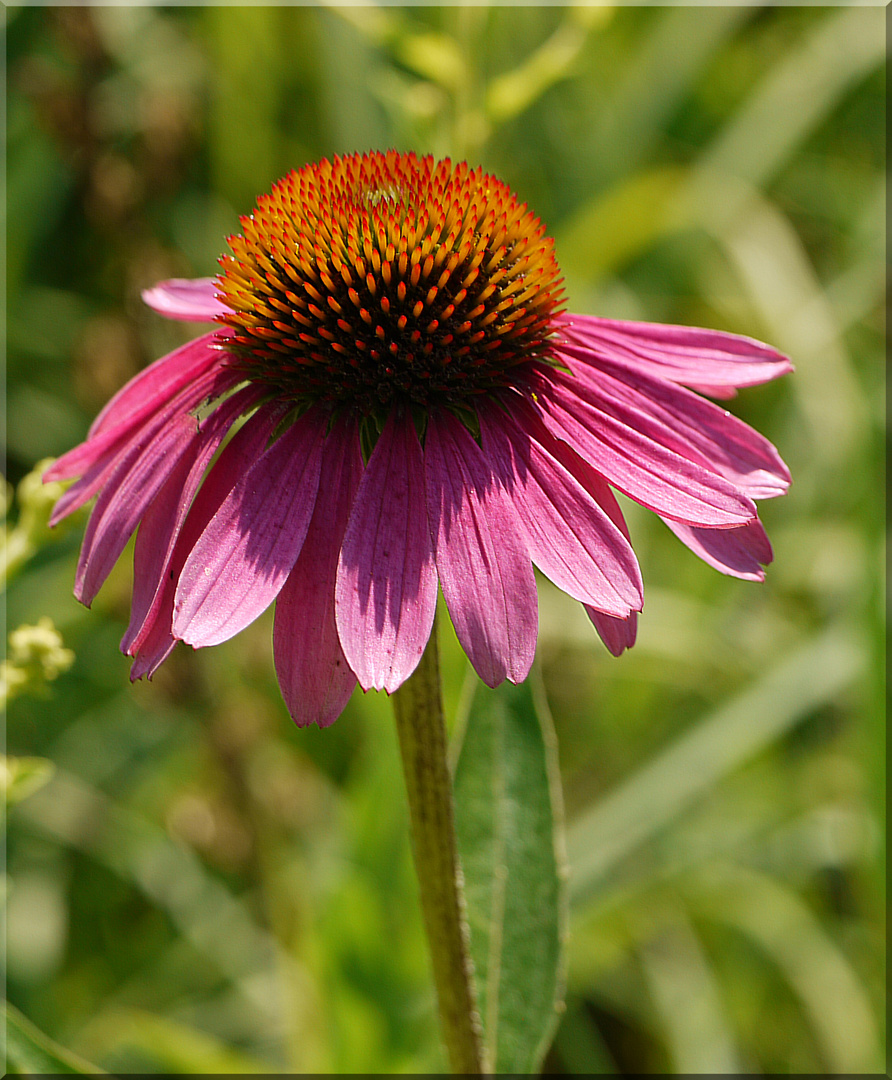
[{"left": 391, "top": 615, "right": 488, "bottom": 1075}]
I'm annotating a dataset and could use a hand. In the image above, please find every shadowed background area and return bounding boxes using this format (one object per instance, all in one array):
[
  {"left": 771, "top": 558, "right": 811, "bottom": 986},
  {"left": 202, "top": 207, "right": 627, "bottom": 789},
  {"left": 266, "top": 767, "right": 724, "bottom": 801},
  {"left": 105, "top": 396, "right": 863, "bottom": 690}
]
[{"left": 5, "top": 5, "right": 884, "bottom": 1074}]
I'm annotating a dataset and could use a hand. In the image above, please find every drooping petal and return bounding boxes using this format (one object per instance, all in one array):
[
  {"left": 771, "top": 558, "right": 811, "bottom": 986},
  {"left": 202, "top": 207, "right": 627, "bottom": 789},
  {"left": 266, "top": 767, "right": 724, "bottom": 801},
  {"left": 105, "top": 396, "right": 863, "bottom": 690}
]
[
  {"left": 49, "top": 450, "right": 127, "bottom": 528},
  {"left": 553, "top": 345, "right": 791, "bottom": 500},
  {"left": 274, "top": 416, "right": 363, "bottom": 727},
  {"left": 555, "top": 312, "right": 793, "bottom": 394},
  {"left": 75, "top": 414, "right": 197, "bottom": 607},
  {"left": 46, "top": 418, "right": 141, "bottom": 488},
  {"left": 425, "top": 409, "right": 538, "bottom": 688},
  {"left": 122, "top": 384, "right": 265, "bottom": 653},
  {"left": 46, "top": 333, "right": 232, "bottom": 525},
  {"left": 686, "top": 384, "right": 737, "bottom": 401},
  {"left": 586, "top": 608, "right": 638, "bottom": 656},
  {"left": 662, "top": 516, "right": 773, "bottom": 582},
  {"left": 521, "top": 369, "right": 757, "bottom": 528},
  {"left": 480, "top": 396, "right": 647, "bottom": 658},
  {"left": 128, "top": 626, "right": 178, "bottom": 682},
  {"left": 128, "top": 401, "right": 286, "bottom": 677},
  {"left": 542, "top": 392, "right": 774, "bottom": 580},
  {"left": 141, "top": 278, "right": 230, "bottom": 322},
  {"left": 527, "top": 413, "right": 634, "bottom": 542},
  {"left": 86, "top": 330, "right": 232, "bottom": 443},
  {"left": 173, "top": 407, "right": 326, "bottom": 648},
  {"left": 335, "top": 410, "right": 438, "bottom": 693},
  {"left": 479, "top": 402, "right": 642, "bottom": 617},
  {"left": 122, "top": 452, "right": 199, "bottom": 655},
  {"left": 73, "top": 365, "right": 245, "bottom": 602}
]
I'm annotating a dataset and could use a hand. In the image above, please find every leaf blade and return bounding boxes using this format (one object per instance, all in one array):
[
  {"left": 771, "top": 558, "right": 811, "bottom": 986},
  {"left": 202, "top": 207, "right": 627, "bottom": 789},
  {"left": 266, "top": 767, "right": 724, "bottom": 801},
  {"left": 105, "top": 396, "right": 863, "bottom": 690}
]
[
  {"left": 453, "top": 673, "right": 567, "bottom": 1073},
  {"left": 5, "top": 1002, "right": 106, "bottom": 1075}
]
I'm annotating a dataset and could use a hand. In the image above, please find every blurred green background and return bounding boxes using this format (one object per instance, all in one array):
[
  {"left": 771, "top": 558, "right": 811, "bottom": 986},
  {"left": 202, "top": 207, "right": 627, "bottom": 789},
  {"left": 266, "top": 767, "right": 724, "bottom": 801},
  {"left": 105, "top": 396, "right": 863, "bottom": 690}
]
[{"left": 5, "top": 4, "right": 885, "bottom": 1074}]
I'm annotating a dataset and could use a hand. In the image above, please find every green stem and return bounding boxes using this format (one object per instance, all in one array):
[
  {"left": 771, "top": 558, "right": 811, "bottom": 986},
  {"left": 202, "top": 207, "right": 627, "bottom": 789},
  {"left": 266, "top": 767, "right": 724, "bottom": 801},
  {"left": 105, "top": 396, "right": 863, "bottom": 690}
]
[{"left": 391, "top": 615, "right": 488, "bottom": 1074}]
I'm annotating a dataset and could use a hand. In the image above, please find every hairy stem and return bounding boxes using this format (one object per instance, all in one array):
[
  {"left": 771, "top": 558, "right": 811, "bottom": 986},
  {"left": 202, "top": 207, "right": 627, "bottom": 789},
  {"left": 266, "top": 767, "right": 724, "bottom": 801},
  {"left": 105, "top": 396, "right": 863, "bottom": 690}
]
[{"left": 391, "top": 616, "right": 488, "bottom": 1074}]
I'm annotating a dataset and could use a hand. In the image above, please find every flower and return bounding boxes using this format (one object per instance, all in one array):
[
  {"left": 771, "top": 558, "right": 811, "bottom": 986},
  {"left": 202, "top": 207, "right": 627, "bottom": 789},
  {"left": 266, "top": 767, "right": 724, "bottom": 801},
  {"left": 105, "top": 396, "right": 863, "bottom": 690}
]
[{"left": 46, "top": 151, "right": 791, "bottom": 726}]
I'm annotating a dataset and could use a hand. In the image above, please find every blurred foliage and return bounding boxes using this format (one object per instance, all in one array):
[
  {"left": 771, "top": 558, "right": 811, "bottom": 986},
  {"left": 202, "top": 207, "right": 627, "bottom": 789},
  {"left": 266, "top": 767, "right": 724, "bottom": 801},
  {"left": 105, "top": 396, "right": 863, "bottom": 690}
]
[
  {"left": 2, "top": 458, "right": 81, "bottom": 587},
  {"left": 5, "top": 5, "right": 884, "bottom": 1074},
  {"left": 1, "top": 618, "right": 75, "bottom": 707}
]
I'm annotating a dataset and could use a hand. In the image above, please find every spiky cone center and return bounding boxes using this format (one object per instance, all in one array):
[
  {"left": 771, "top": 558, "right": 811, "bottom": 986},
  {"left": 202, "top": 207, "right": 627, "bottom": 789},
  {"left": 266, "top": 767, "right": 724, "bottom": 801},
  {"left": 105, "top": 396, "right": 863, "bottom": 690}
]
[{"left": 216, "top": 151, "right": 565, "bottom": 414}]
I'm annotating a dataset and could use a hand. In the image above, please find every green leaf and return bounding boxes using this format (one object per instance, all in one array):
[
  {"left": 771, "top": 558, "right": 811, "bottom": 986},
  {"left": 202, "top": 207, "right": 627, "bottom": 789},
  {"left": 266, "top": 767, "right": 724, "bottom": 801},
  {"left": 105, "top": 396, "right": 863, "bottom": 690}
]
[
  {"left": 4, "top": 1001, "right": 105, "bottom": 1075},
  {"left": 453, "top": 673, "right": 568, "bottom": 1073}
]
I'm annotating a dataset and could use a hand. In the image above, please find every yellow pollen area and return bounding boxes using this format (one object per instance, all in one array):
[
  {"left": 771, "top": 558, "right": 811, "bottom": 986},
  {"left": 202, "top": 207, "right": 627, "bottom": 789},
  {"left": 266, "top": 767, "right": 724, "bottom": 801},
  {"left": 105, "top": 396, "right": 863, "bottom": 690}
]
[{"left": 216, "top": 150, "right": 565, "bottom": 411}]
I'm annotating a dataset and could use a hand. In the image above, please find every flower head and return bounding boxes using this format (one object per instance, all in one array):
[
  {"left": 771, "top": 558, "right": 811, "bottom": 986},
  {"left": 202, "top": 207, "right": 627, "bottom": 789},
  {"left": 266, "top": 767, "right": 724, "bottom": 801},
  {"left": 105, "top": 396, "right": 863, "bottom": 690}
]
[
  {"left": 216, "top": 152, "right": 564, "bottom": 412},
  {"left": 47, "top": 151, "right": 791, "bottom": 727}
]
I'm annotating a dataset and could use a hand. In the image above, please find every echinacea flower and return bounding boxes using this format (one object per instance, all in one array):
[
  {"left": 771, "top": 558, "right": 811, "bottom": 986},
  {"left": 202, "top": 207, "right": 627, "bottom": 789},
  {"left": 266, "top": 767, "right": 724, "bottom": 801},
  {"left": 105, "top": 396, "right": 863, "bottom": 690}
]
[{"left": 46, "top": 151, "right": 791, "bottom": 726}]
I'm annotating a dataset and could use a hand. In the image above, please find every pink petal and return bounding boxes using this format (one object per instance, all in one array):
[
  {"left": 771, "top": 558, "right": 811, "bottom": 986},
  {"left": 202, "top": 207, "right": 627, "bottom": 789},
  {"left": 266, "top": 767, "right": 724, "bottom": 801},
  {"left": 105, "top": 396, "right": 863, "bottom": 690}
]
[
  {"left": 49, "top": 450, "right": 127, "bottom": 528},
  {"left": 123, "top": 450, "right": 199, "bottom": 656},
  {"left": 142, "top": 278, "right": 230, "bottom": 322},
  {"left": 531, "top": 417, "right": 634, "bottom": 543},
  {"left": 524, "top": 368, "right": 756, "bottom": 528},
  {"left": 274, "top": 416, "right": 363, "bottom": 727},
  {"left": 47, "top": 411, "right": 154, "bottom": 496},
  {"left": 87, "top": 329, "right": 232, "bottom": 442},
  {"left": 128, "top": 401, "right": 287, "bottom": 676},
  {"left": 586, "top": 608, "right": 638, "bottom": 656},
  {"left": 75, "top": 413, "right": 198, "bottom": 607},
  {"left": 122, "top": 384, "right": 264, "bottom": 653},
  {"left": 687, "top": 384, "right": 738, "bottom": 401},
  {"left": 479, "top": 402, "right": 642, "bottom": 617},
  {"left": 662, "top": 516, "right": 773, "bottom": 582},
  {"left": 553, "top": 345, "right": 791, "bottom": 500},
  {"left": 45, "top": 332, "right": 230, "bottom": 511},
  {"left": 129, "top": 634, "right": 177, "bottom": 682},
  {"left": 555, "top": 313, "right": 793, "bottom": 394},
  {"left": 544, "top": 398, "right": 643, "bottom": 660},
  {"left": 173, "top": 408, "right": 326, "bottom": 648},
  {"left": 425, "top": 409, "right": 538, "bottom": 688},
  {"left": 73, "top": 365, "right": 245, "bottom": 602},
  {"left": 335, "top": 411, "right": 438, "bottom": 693}
]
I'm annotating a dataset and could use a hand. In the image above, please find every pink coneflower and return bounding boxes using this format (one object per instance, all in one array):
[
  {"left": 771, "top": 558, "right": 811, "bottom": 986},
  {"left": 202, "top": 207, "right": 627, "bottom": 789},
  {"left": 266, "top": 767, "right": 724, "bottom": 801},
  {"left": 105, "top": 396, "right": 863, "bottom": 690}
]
[{"left": 46, "top": 151, "right": 791, "bottom": 726}]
